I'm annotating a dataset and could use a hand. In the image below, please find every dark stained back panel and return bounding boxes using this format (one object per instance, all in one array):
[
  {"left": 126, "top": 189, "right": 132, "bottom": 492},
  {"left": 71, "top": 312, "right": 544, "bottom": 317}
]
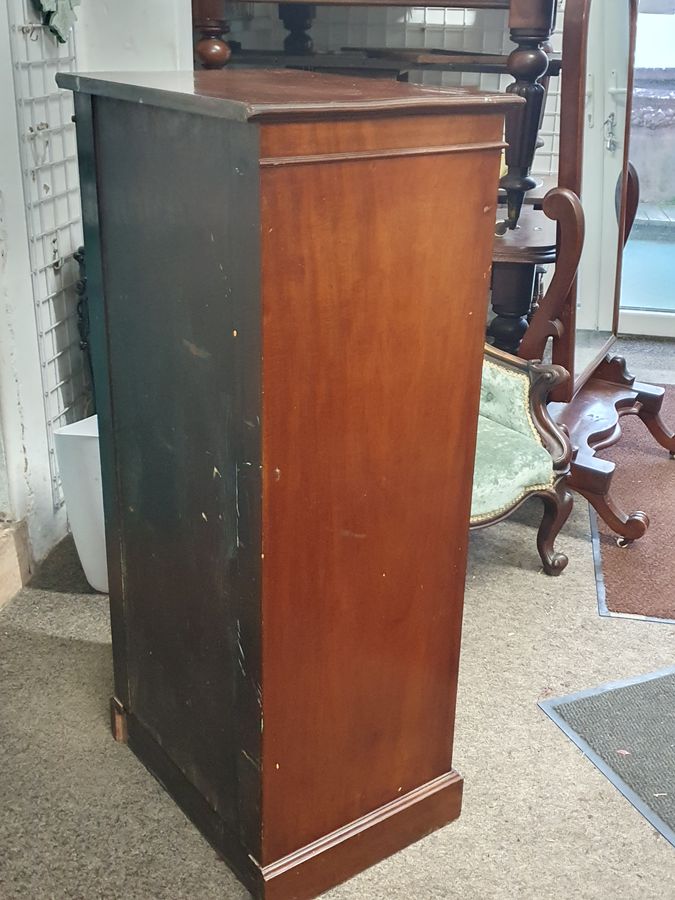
[{"left": 93, "top": 98, "right": 262, "bottom": 848}]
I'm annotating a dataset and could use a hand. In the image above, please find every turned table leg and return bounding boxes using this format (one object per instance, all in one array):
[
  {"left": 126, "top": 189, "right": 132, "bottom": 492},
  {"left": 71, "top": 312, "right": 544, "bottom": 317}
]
[
  {"left": 501, "top": 0, "right": 557, "bottom": 229},
  {"left": 193, "top": 0, "right": 231, "bottom": 68},
  {"left": 488, "top": 261, "right": 536, "bottom": 354},
  {"left": 279, "top": 3, "right": 316, "bottom": 54}
]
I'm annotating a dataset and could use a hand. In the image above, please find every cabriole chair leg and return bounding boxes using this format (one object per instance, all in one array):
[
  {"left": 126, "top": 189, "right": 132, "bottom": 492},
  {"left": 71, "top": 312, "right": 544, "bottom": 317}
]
[{"left": 537, "top": 482, "right": 573, "bottom": 576}]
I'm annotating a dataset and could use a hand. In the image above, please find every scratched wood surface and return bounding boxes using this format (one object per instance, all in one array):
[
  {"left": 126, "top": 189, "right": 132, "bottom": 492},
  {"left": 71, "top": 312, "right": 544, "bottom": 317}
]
[
  {"left": 259, "top": 113, "right": 503, "bottom": 865},
  {"left": 92, "top": 98, "right": 263, "bottom": 850},
  {"left": 70, "top": 69, "right": 516, "bottom": 899}
]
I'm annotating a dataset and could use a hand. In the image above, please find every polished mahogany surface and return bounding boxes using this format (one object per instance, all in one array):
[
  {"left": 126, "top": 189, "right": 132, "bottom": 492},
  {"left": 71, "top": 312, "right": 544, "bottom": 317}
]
[
  {"left": 66, "top": 68, "right": 513, "bottom": 899},
  {"left": 57, "top": 68, "right": 519, "bottom": 122},
  {"left": 259, "top": 114, "right": 503, "bottom": 865}
]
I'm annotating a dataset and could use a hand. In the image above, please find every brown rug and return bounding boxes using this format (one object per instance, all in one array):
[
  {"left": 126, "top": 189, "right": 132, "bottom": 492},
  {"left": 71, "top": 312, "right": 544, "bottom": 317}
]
[{"left": 595, "top": 387, "right": 675, "bottom": 620}]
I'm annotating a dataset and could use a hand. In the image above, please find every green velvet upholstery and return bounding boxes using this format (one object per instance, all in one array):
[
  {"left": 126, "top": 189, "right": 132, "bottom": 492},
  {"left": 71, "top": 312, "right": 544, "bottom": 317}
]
[
  {"left": 471, "top": 357, "right": 555, "bottom": 524},
  {"left": 478, "top": 356, "right": 535, "bottom": 439}
]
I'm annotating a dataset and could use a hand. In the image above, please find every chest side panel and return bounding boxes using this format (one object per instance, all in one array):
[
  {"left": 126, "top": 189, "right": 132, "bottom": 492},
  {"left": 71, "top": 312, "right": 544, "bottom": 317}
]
[{"left": 259, "top": 113, "right": 503, "bottom": 862}]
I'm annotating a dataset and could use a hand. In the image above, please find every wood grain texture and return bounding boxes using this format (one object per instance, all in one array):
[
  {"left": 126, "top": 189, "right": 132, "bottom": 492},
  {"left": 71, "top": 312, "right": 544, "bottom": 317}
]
[
  {"left": 492, "top": 205, "right": 557, "bottom": 264},
  {"left": 228, "top": 48, "right": 562, "bottom": 78},
  {"left": 92, "top": 98, "right": 263, "bottom": 849},
  {"left": 259, "top": 112, "right": 507, "bottom": 160},
  {"left": 68, "top": 68, "right": 511, "bottom": 899},
  {"left": 58, "top": 69, "right": 520, "bottom": 124},
  {"left": 509, "top": 0, "right": 556, "bottom": 31},
  {"left": 261, "top": 774, "right": 463, "bottom": 900},
  {"left": 517, "top": 187, "right": 585, "bottom": 361},
  {"left": 73, "top": 92, "right": 130, "bottom": 705},
  {"left": 259, "top": 115, "right": 503, "bottom": 864}
]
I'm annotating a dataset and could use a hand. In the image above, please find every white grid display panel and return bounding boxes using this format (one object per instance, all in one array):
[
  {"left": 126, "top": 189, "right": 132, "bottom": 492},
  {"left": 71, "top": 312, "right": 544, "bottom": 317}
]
[
  {"left": 530, "top": 0, "right": 565, "bottom": 177},
  {"left": 8, "top": 0, "right": 90, "bottom": 507}
]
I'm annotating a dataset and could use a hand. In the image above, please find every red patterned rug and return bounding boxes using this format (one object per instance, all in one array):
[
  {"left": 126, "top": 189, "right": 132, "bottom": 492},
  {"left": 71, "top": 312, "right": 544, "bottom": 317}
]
[{"left": 594, "top": 387, "right": 675, "bottom": 621}]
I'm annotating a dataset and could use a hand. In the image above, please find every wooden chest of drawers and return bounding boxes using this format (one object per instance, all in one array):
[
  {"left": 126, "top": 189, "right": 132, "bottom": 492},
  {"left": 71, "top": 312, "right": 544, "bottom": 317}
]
[{"left": 58, "top": 68, "right": 519, "bottom": 899}]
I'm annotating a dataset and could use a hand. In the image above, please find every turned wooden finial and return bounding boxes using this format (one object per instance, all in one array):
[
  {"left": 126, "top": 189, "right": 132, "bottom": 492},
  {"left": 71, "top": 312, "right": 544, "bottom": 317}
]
[
  {"left": 193, "top": 1, "right": 231, "bottom": 69},
  {"left": 501, "top": 1, "right": 557, "bottom": 229}
]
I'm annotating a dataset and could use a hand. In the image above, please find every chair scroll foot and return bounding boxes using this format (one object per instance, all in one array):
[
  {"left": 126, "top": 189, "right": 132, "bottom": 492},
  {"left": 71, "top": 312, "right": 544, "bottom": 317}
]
[
  {"left": 575, "top": 485, "right": 650, "bottom": 543},
  {"left": 537, "top": 482, "right": 573, "bottom": 576},
  {"left": 638, "top": 409, "right": 675, "bottom": 456}
]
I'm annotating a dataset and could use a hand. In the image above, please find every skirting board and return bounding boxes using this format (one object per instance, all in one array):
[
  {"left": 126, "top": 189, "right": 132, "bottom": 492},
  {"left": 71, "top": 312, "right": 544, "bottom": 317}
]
[
  {"left": 124, "top": 708, "right": 463, "bottom": 900},
  {"left": 0, "top": 521, "right": 31, "bottom": 610}
]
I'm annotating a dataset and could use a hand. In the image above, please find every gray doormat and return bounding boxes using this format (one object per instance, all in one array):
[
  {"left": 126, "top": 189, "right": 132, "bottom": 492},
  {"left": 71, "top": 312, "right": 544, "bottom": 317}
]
[{"left": 540, "top": 668, "right": 675, "bottom": 847}]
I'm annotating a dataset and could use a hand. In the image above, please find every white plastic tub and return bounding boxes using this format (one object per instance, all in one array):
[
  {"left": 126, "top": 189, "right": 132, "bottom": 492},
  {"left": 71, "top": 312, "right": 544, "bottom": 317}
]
[{"left": 54, "top": 415, "right": 109, "bottom": 593}]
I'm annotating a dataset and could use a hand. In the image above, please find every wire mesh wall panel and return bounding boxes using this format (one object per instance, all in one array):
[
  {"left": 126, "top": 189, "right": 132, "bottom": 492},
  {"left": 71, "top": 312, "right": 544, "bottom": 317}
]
[
  {"left": 7, "top": 0, "right": 91, "bottom": 508},
  {"left": 531, "top": 0, "right": 564, "bottom": 177}
]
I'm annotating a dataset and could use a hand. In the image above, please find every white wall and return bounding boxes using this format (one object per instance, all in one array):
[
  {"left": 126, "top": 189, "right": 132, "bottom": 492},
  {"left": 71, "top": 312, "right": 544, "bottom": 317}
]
[
  {"left": 0, "top": 0, "right": 192, "bottom": 565},
  {"left": 77, "top": 0, "right": 193, "bottom": 72},
  {"left": 0, "top": 2, "right": 65, "bottom": 560}
]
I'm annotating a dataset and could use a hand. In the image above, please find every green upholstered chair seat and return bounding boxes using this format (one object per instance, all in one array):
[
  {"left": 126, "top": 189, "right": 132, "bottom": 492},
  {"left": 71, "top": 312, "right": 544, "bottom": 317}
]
[
  {"left": 471, "top": 415, "right": 554, "bottom": 522},
  {"left": 469, "top": 347, "right": 572, "bottom": 575}
]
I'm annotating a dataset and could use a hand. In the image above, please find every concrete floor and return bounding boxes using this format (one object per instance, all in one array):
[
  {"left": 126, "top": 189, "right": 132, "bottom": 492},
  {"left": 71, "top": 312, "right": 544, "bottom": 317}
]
[{"left": 1, "top": 340, "right": 674, "bottom": 899}]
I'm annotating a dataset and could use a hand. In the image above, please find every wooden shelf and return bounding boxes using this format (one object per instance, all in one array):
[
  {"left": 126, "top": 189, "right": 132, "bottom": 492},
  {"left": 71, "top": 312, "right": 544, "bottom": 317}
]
[{"left": 493, "top": 206, "right": 557, "bottom": 265}]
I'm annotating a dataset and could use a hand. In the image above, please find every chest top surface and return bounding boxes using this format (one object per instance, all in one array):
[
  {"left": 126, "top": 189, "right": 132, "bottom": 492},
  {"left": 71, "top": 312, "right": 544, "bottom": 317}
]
[{"left": 56, "top": 68, "right": 522, "bottom": 123}]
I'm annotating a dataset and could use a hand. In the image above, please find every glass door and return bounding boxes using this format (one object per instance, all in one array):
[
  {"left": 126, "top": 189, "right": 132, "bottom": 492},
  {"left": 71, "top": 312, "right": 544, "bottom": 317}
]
[
  {"left": 573, "top": 0, "right": 632, "bottom": 380},
  {"left": 620, "top": 1, "right": 675, "bottom": 337}
]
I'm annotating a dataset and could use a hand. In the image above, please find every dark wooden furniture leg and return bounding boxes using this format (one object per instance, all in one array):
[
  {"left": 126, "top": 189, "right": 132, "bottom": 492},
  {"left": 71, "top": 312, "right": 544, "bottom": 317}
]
[
  {"left": 536, "top": 481, "right": 574, "bottom": 575},
  {"left": 637, "top": 383, "right": 675, "bottom": 458},
  {"left": 488, "top": 261, "right": 537, "bottom": 354},
  {"left": 569, "top": 456, "right": 650, "bottom": 545},
  {"left": 501, "top": 0, "right": 557, "bottom": 229},
  {"left": 279, "top": 3, "right": 315, "bottom": 53},
  {"left": 490, "top": 188, "right": 584, "bottom": 356},
  {"left": 551, "top": 355, "right": 675, "bottom": 544}
]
